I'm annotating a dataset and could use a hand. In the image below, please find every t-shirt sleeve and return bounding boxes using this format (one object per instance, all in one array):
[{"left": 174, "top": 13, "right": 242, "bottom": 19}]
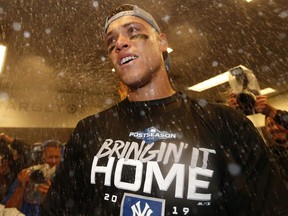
[{"left": 214, "top": 105, "right": 288, "bottom": 215}]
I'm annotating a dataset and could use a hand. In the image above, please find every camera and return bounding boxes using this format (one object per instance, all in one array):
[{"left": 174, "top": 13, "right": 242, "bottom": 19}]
[
  {"left": 29, "top": 169, "right": 46, "bottom": 184},
  {"left": 24, "top": 164, "right": 56, "bottom": 204},
  {"left": 228, "top": 65, "right": 260, "bottom": 115}
]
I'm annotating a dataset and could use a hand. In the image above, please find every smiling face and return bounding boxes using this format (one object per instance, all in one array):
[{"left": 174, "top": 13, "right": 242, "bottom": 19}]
[
  {"left": 43, "top": 146, "right": 61, "bottom": 168},
  {"left": 265, "top": 116, "right": 288, "bottom": 144},
  {"left": 105, "top": 16, "right": 168, "bottom": 89}
]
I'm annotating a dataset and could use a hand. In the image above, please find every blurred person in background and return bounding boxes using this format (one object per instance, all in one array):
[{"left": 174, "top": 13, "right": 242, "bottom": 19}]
[
  {"left": 265, "top": 116, "right": 288, "bottom": 146},
  {"left": 264, "top": 115, "right": 288, "bottom": 186},
  {"left": 2, "top": 140, "right": 62, "bottom": 216},
  {"left": 0, "top": 133, "right": 31, "bottom": 174},
  {"left": 0, "top": 143, "right": 16, "bottom": 201},
  {"left": 228, "top": 93, "right": 288, "bottom": 144},
  {"left": 29, "top": 143, "right": 45, "bottom": 166},
  {"left": 228, "top": 93, "right": 288, "bottom": 131},
  {"left": 228, "top": 94, "right": 288, "bottom": 186}
]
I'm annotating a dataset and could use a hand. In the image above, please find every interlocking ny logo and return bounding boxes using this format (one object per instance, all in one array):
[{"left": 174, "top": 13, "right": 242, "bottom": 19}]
[
  {"left": 121, "top": 193, "right": 165, "bottom": 216},
  {"left": 131, "top": 201, "right": 153, "bottom": 216}
]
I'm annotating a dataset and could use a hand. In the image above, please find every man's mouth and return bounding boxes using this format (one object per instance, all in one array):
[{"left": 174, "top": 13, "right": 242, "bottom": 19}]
[{"left": 120, "top": 55, "right": 138, "bottom": 65}]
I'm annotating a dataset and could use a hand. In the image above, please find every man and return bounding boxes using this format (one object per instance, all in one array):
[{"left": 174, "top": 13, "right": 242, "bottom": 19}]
[
  {"left": 42, "top": 4, "right": 288, "bottom": 215},
  {"left": 0, "top": 133, "right": 31, "bottom": 175},
  {"left": 228, "top": 93, "right": 288, "bottom": 146},
  {"left": 265, "top": 115, "right": 288, "bottom": 184},
  {"left": 264, "top": 110, "right": 288, "bottom": 187},
  {"left": 265, "top": 116, "right": 288, "bottom": 146},
  {"left": 2, "top": 140, "right": 62, "bottom": 216},
  {"left": 0, "top": 144, "right": 16, "bottom": 201},
  {"left": 229, "top": 93, "right": 288, "bottom": 186}
]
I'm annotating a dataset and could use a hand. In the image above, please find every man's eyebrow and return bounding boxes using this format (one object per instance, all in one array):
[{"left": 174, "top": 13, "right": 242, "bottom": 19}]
[
  {"left": 106, "top": 21, "right": 145, "bottom": 38},
  {"left": 122, "top": 21, "right": 145, "bottom": 28},
  {"left": 105, "top": 31, "right": 113, "bottom": 40}
]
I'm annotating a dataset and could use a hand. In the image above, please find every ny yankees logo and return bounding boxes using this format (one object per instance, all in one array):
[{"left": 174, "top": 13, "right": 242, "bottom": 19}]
[
  {"left": 131, "top": 201, "right": 153, "bottom": 216},
  {"left": 121, "top": 193, "right": 165, "bottom": 216}
]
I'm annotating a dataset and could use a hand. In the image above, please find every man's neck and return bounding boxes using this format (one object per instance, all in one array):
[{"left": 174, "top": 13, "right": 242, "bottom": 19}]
[
  {"left": 127, "top": 80, "right": 175, "bottom": 102},
  {"left": 126, "top": 68, "right": 175, "bottom": 101},
  {"left": 128, "top": 89, "right": 175, "bottom": 101}
]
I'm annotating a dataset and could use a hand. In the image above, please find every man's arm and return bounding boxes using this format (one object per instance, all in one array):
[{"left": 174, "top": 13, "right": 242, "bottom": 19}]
[
  {"left": 0, "top": 133, "right": 15, "bottom": 143},
  {"left": 4, "top": 186, "right": 25, "bottom": 210},
  {"left": 217, "top": 105, "right": 288, "bottom": 215},
  {"left": 228, "top": 94, "right": 288, "bottom": 130},
  {"left": 4, "top": 169, "right": 31, "bottom": 210},
  {"left": 254, "top": 95, "right": 288, "bottom": 129},
  {"left": 0, "top": 133, "right": 31, "bottom": 170}
]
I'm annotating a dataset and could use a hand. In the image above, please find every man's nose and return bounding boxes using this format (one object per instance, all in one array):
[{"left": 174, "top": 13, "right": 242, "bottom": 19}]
[
  {"left": 115, "top": 35, "right": 129, "bottom": 52},
  {"left": 49, "top": 158, "right": 57, "bottom": 165}
]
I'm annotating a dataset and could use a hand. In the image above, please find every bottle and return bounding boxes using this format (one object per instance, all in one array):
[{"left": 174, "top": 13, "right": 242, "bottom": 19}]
[
  {"left": 24, "top": 164, "right": 56, "bottom": 204},
  {"left": 228, "top": 65, "right": 261, "bottom": 115}
]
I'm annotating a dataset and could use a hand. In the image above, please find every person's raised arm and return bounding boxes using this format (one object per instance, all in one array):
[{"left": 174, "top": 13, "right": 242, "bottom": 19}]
[{"left": 5, "top": 168, "right": 31, "bottom": 210}]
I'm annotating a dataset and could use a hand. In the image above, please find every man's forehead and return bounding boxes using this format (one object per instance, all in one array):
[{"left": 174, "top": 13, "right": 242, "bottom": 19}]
[
  {"left": 106, "top": 16, "right": 153, "bottom": 35},
  {"left": 44, "top": 146, "right": 61, "bottom": 153},
  {"left": 104, "top": 4, "right": 160, "bottom": 34}
]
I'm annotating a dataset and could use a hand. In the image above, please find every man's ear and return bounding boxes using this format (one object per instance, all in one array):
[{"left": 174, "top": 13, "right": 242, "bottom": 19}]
[{"left": 159, "top": 33, "right": 168, "bottom": 52}]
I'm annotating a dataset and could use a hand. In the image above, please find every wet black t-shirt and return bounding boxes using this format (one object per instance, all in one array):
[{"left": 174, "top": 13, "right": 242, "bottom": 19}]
[{"left": 41, "top": 93, "right": 287, "bottom": 215}]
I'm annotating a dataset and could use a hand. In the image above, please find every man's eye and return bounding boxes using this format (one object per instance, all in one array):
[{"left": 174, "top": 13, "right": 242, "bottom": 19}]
[
  {"left": 107, "top": 37, "right": 115, "bottom": 46},
  {"left": 129, "top": 27, "right": 139, "bottom": 33},
  {"left": 107, "top": 38, "right": 116, "bottom": 53},
  {"left": 108, "top": 45, "right": 115, "bottom": 54}
]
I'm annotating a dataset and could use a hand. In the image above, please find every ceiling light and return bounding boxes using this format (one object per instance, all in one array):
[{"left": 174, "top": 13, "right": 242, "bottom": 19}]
[
  {"left": 188, "top": 72, "right": 229, "bottom": 92},
  {"left": 188, "top": 71, "right": 276, "bottom": 96},
  {"left": 260, "top": 87, "right": 276, "bottom": 95},
  {"left": 0, "top": 45, "right": 7, "bottom": 74}
]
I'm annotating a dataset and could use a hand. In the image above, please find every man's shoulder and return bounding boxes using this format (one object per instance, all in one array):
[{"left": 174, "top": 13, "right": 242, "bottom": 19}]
[
  {"left": 185, "top": 96, "right": 252, "bottom": 131},
  {"left": 76, "top": 102, "right": 123, "bottom": 126},
  {"left": 188, "top": 97, "right": 243, "bottom": 118}
]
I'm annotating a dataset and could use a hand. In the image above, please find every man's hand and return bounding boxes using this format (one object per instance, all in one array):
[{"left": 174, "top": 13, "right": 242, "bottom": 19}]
[
  {"left": 228, "top": 94, "right": 277, "bottom": 117},
  {"left": 0, "top": 133, "right": 15, "bottom": 143},
  {"left": 37, "top": 180, "right": 51, "bottom": 194},
  {"left": 17, "top": 168, "right": 32, "bottom": 189},
  {"left": 254, "top": 95, "right": 277, "bottom": 117},
  {"left": 254, "top": 95, "right": 268, "bottom": 113},
  {"left": 227, "top": 93, "right": 239, "bottom": 109}
]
